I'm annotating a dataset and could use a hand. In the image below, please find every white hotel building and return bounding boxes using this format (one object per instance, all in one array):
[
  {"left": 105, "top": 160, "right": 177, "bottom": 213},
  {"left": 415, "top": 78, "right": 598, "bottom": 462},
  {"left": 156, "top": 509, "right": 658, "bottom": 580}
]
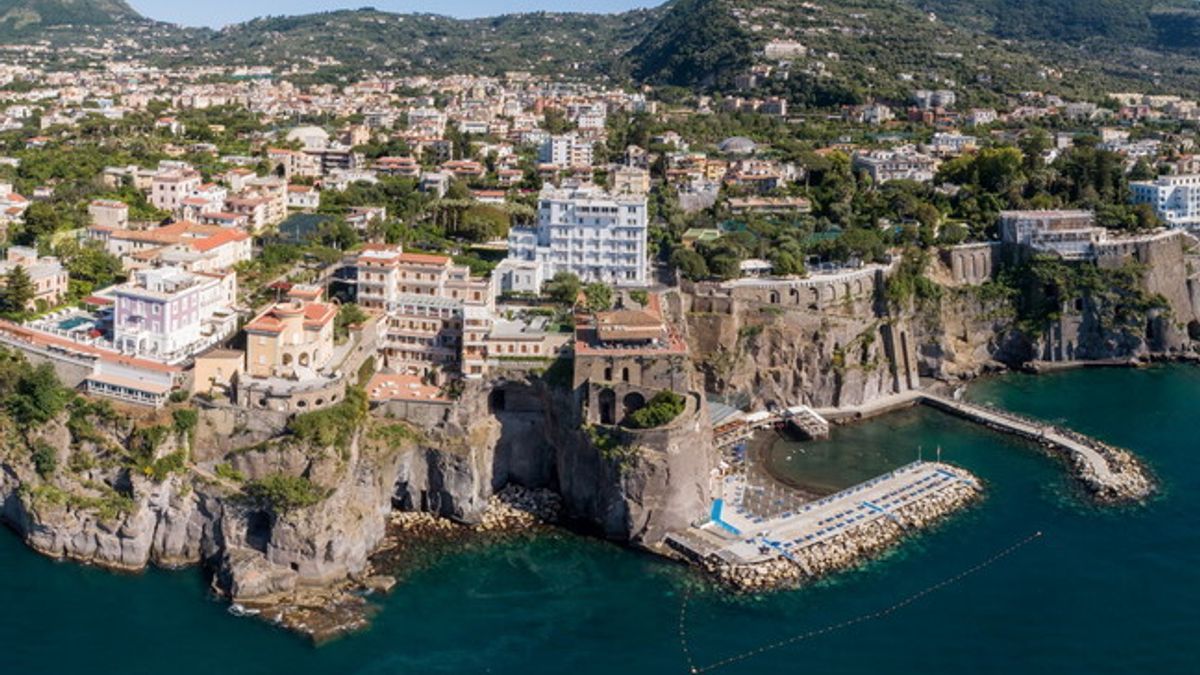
[
  {"left": 1130, "top": 174, "right": 1200, "bottom": 230},
  {"left": 507, "top": 185, "right": 649, "bottom": 288}
]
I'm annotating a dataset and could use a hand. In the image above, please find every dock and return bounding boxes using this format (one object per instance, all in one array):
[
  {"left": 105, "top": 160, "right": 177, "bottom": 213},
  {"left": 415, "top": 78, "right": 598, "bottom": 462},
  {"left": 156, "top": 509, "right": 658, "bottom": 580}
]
[
  {"left": 708, "top": 401, "right": 830, "bottom": 451},
  {"left": 920, "top": 393, "right": 1152, "bottom": 502},
  {"left": 693, "top": 460, "right": 979, "bottom": 567}
]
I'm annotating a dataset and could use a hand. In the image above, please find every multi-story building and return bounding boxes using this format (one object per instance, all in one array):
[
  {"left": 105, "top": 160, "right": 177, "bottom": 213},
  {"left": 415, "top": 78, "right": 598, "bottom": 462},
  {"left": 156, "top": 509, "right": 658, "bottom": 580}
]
[
  {"left": 0, "top": 246, "right": 68, "bottom": 309},
  {"left": 928, "top": 132, "right": 978, "bottom": 156},
  {"left": 611, "top": 166, "right": 650, "bottom": 196},
  {"left": 354, "top": 244, "right": 494, "bottom": 378},
  {"left": 852, "top": 148, "right": 938, "bottom": 183},
  {"left": 1130, "top": 174, "right": 1200, "bottom": 230},
  {"left": 539, "top": 133, "right": 594, "bottom": 169},
  {"left": 507, "top": 184, "right": 649, "bottom": 287},
  {"left": 90, "top": 220, "right": 251, "bottom": 273},
  {"left": 999, "top": 210, "right": 1107, "bottom": 260},
  {"left": 286, "top": 185, "right": 321, "bottom": 210},
  {"left": 111, "top": 266, "right": 238, "bottom": 361},
  {"left": 88, "top": 199, "right": 129, "bottom": 229},
  {"left": 913, "top": 89, "right": 956, "bottom": 110},
  {"left": 244, "top": 286, "right": 337, "bottom": 378},
  {"left": 572, "top": 293, "right": 691, "bottom": 426},
  {"left": 150, "top": 169, "right": 202, "bottom": 212}
]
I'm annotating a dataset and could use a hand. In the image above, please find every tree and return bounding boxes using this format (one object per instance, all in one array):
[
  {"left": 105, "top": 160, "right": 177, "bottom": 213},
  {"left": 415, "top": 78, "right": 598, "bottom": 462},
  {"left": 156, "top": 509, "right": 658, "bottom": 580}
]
[
  {"left": 770, "top": 250, "right": 806, "bottom": 276},
  {"left": 57, "top": 241, "right": 122, "bottom": 297},
  {"left": 7, "top": 362, "right": 71, "bottom": 426},
  {"left": 1, "top": 266, "right": 35, "bottom": 316},
  {"left": 670, "top": 248, "right": 709, "bottom": 280},
  {"left": 583, "top": 283, "right": 614, "bottom": 312},
  {"left": 14, "top": 202, "right": 61, "bottom": 246},
  {"left": 938, "top": 222, "right": 969, "bottom": 246},
  {"left": 335, "top": 303, "right": 369, "bottom": 342},
  {"left": 543, "top": 272, "right": 581, "bottom": 305}
]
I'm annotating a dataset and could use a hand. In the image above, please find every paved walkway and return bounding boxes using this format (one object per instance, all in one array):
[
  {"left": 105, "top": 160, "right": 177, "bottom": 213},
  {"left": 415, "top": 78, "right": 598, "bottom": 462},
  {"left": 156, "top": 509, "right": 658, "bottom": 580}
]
[
  {"left": 701, "top": 461, "right": 977, "bottom": 565},
  {"left": 920, "top": 393, "right": 1118, "bottom": 485}
]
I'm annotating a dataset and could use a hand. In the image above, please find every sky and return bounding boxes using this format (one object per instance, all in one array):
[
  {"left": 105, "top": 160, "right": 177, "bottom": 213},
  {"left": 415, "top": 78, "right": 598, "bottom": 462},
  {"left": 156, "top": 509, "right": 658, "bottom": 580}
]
[{"left": 126, "top": 1, "right": 664, "bottom": 29}]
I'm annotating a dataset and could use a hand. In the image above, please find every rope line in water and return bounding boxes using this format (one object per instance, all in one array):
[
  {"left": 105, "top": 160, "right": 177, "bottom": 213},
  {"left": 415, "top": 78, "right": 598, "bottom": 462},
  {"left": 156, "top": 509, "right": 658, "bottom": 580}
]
[{"left": 679, "top": 530, "right": 1045, "bottom": 674}]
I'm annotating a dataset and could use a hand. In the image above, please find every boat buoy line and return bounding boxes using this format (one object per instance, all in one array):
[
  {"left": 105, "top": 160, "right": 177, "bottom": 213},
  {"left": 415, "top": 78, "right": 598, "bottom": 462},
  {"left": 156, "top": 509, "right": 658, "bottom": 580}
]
[{"left": 677, "top": 530, "right": 1045, "bottom": 674}]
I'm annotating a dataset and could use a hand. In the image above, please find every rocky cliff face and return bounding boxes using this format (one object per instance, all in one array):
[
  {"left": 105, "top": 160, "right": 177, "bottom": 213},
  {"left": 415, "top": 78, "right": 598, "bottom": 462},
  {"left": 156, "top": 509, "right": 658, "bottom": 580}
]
[
  {"left": 0, "top": 402, "right": 412, "bottom": 605},
  {"left": 910, "top": 286, "right": 1029, "bottom": 379},
  {"left": 0, "top": 359, "right": 714, "bottom": 617},
  {"left": 683, "top": 289, "right": 917, "bottom": 409},
  {"left": 393, "top": 376, "right": 714, "bottom": 547}
]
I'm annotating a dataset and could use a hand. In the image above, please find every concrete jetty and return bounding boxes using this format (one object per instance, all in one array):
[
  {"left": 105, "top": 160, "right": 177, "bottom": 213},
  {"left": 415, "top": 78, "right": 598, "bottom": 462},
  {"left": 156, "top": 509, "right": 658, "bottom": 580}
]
[
  {"left": 816, "top": 389, "right": 1154, "bottom": 503},
  {"left": 673, "top": 461, "right": 982, "bottom": 591},
  {"left": 920, "top": 393, "right": 1153, "bottom": 503}
]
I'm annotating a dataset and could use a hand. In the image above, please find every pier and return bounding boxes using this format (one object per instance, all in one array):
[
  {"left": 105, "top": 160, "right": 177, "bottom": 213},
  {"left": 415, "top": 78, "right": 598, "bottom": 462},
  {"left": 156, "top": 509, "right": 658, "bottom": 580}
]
[
  {"left": 919, "top": 393, "right": 1152, "bottom": 502},
  {"left": 702, "top": 461, "right": 978, "bottom": 565},
  {"left": 674, "top": 460, "right": 982, "bottom": 590},
  {"left": 708, "top": 402, "right": 830, "bottom": 451}
]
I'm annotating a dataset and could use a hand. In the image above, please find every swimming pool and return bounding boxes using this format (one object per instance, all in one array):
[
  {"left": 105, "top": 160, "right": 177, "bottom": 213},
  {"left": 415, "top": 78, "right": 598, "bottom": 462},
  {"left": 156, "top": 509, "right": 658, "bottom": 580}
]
[{"left": 58, "top": 316, "right": 94, "bottom": 331}]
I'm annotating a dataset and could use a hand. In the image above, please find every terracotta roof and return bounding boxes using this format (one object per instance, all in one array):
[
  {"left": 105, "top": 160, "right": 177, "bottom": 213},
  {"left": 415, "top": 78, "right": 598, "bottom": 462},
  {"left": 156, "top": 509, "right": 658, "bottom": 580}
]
[
  {"left": 397, "top": 252, "right": 451, "bottom": 266},
  {"left": 190, "top": 228, "right": 249, "bottom": 252},
  {"left": 244, "top": 300, "right": 336, "bottom": 334},
  {"left": 366, "top": 373, "right": 447, "bottom": 402}
]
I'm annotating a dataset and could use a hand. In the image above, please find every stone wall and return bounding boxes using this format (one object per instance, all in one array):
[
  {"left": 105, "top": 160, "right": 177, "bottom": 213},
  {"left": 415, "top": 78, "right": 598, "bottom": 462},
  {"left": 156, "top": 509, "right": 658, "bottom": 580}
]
[
  {"left": 685, "top": 265, "right": 886, "bottom": 313},
  {"left": 941, "top": 242, "right": 1001, "bottom": 285},
  {"left": 0, "top": 334, "right": 94, "bottom": 388}
]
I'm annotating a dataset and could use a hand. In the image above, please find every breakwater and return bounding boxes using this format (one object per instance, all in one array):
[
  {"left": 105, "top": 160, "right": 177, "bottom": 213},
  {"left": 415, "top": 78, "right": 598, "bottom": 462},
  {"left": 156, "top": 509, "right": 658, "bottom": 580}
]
[
  {"left": 920, "top": 394, "right": 1153, "bottom": 503},
  {"left": 674, "top": 462, "right": 982, "bottom": 592}
]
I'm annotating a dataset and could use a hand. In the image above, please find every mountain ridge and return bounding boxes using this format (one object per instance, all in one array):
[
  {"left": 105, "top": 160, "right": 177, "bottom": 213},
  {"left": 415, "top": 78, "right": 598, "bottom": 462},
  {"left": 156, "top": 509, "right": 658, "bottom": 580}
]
[
  {"left": 0, "top": 0, "right": 143, "bottom": 33},
  {"left": 6, "top": 1, "right": 1200, "bottom": 98}
]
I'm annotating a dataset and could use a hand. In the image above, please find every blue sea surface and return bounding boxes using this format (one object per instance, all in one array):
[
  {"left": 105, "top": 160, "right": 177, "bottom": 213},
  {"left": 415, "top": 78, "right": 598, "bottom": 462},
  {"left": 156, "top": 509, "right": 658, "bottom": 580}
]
[{"left": 1, "top": 366, "right": 1197, "bottom": 674}]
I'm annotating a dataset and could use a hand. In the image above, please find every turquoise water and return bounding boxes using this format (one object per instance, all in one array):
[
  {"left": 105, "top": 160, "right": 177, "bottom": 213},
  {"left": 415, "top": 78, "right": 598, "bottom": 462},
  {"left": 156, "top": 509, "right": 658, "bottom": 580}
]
[{"left": 2, "top": 366, "right": 1199, "bottom": 674}]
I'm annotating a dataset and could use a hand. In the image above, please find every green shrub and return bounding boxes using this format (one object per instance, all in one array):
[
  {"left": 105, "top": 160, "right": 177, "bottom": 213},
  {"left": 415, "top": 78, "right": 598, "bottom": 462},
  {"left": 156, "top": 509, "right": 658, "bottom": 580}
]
[
  {"left": 172, "top": 408, "right": 199, "bottom": 438},
  {"left": 243, "top": 474, "right": 329, "bottom": 513},
  {"left": 286, "top": 387, "right": 368, "bottom": 451},
  {"left": 31, "top": 441, "right": 57, "bottom": 478},
  {"left": 625, "top": 390, "right": 686, "bottom": 429},
  {"left": 144, "top": 451, "right": 187, "bottom": 481},
  {"left": 214, "top": 462, "right": 246, "bottom": 483}
]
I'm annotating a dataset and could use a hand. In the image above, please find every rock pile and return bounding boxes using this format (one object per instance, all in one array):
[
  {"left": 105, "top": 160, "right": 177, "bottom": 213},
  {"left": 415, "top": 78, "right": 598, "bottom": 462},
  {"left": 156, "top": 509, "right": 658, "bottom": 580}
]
[
  {"left": 1070, "top": 442, "right": 1154, "bottom": 504},
  {"left": 702, "top": 478, "right": 982, "bottom": 593},
  {"left": 478, "top": 485, "right": 562, "bottom": 532}
]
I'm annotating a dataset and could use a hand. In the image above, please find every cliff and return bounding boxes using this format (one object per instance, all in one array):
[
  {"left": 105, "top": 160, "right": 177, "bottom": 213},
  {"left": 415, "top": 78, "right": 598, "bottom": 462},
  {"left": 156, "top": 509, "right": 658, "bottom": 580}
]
[
  {"left": 0, "top": 360, "right": 714, "bottom": 627},
  {"left": 393, "top": 375, "right": 714, "bottom": 546}
]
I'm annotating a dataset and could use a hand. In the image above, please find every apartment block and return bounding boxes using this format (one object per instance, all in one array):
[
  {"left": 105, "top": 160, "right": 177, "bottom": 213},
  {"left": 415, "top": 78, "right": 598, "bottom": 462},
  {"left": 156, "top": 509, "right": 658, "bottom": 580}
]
[{"left": 506, "top": 184, "right": 649, "bottom": 287}]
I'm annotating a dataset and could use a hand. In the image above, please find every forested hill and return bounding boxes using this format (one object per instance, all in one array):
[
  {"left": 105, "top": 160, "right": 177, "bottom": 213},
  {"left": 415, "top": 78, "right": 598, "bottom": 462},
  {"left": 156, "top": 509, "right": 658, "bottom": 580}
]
[
  {"left": 6, "top": 1, "right": 1200, "bottom": 98},
  {"left": 914, "top": 0, "right": 1200, "bottom": 51},
  {"left": 621, "top": 0, "right": 1200, "bottom": 101},
  {"left": 188, "top": 9, "right": 664, "bottom": 77},
  {"left": 0, "top": 0, "right": 142, "bottom": 35}
]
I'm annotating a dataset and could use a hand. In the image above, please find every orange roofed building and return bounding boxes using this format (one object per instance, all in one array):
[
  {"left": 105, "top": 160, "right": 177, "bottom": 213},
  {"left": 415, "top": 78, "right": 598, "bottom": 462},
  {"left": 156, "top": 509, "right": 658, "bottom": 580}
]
[
  {"left": 353, "top": 243, "right": 495, "bottom": 379},
  {"left": 244, "top": 285, "right": 338, "bottom": 379}
]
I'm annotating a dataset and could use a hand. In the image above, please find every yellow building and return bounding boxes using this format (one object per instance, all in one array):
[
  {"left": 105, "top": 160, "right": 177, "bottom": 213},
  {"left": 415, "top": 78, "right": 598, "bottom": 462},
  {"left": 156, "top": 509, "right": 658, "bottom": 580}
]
[{"left": 244, "top": 286, "right": 337, "bottom": 379}]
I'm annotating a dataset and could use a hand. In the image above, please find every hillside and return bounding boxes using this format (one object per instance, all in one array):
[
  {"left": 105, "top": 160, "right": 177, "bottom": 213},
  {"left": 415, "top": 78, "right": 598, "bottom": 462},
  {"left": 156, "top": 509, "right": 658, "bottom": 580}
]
[
  {"left": 625, "top": 0, "right": 755, "bottom": 89},
  {"left": 0, "top": 0, "right": 142, "bottom": 34},
  {"left": 914, "top": 0, "right": 1200, "bottom": 50},
  {"left": 1, "top": 1, "right": 1200, "bottom": 100},
  {"left": 182, "top": 9, "right": 664, "bottom": 78},
  {"left": 622, "top": 0, "right": 1200, "bottom": 102}
]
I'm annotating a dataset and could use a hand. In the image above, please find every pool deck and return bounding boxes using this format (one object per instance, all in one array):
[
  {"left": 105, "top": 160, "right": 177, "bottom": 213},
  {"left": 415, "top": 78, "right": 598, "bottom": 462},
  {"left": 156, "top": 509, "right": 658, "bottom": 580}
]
[{"left": 698, "top": 460, "right": 978, "bottom": 565}]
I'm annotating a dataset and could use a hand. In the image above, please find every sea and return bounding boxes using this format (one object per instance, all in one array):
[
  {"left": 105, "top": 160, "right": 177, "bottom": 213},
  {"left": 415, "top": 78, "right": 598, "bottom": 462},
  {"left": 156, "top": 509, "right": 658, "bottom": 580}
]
[{"left": 1, "top": 366, "right": 1197, "bottom": 674}]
